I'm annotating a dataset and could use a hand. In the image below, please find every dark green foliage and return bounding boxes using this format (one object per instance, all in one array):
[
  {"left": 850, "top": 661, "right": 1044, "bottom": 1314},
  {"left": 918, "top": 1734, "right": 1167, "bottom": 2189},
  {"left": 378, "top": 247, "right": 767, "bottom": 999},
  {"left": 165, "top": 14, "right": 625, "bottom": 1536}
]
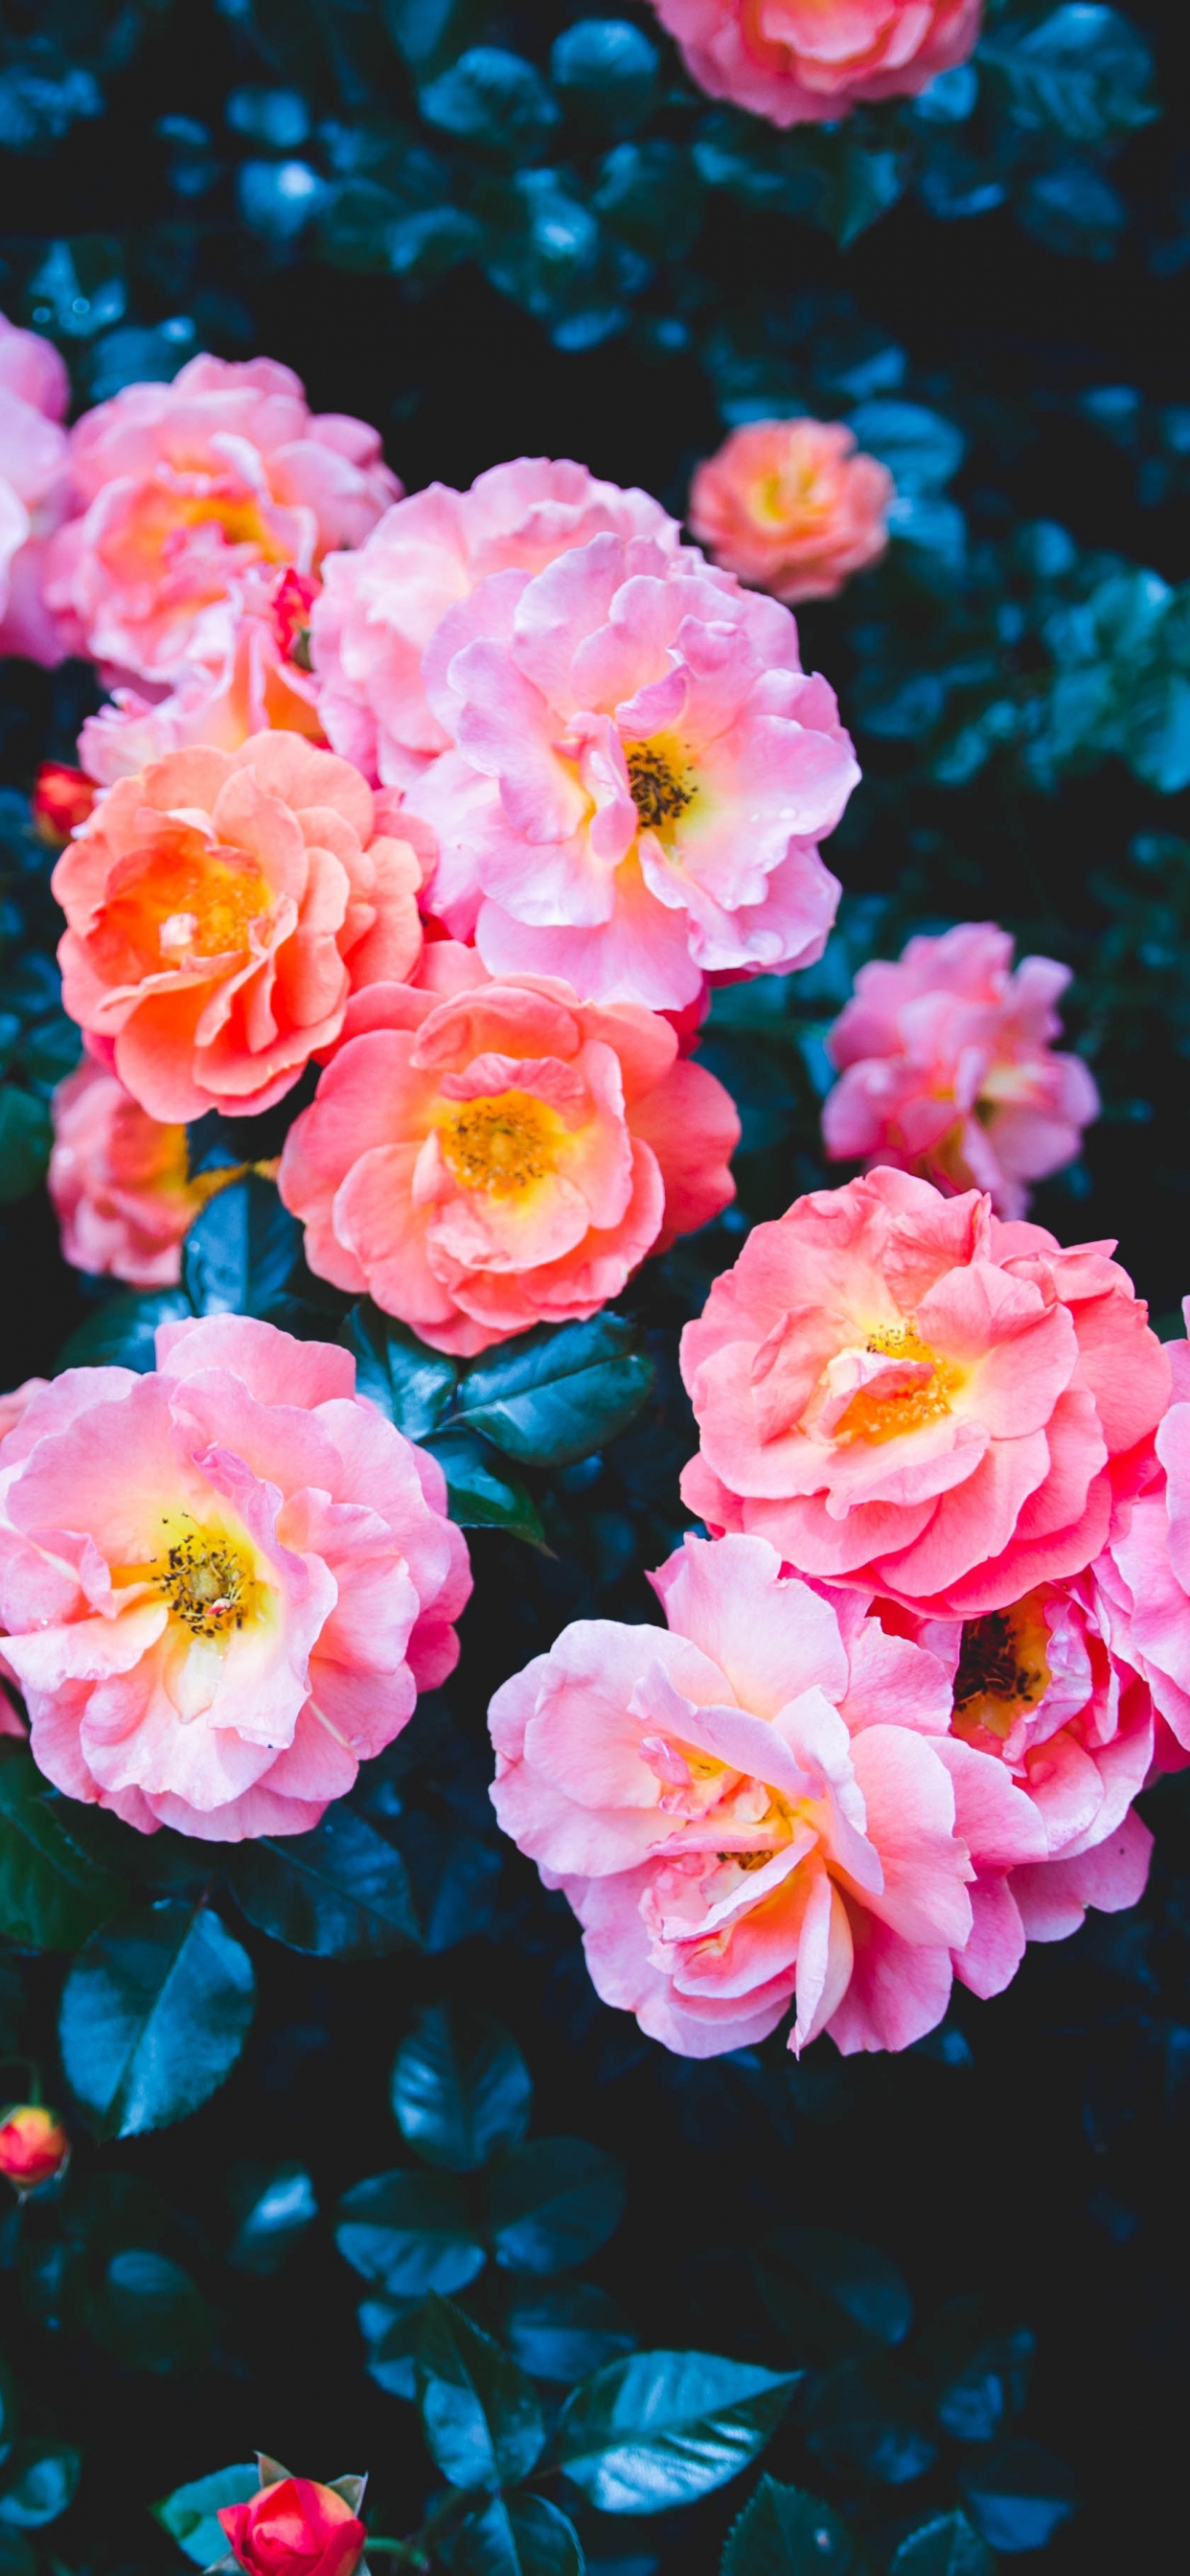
[{"left": 58, "top": 1900, "right": 256, "bottom": 2136}]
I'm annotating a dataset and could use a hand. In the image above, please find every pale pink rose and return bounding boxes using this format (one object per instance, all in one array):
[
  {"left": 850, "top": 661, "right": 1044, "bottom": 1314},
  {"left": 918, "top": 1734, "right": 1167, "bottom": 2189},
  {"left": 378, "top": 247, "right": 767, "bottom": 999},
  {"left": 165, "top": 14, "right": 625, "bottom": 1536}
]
[
  {"left": 1102, "top": 1309, "right": 1190, "bottom": 1756},
  {"left": 0, "top": 312, "right": 72, "bottom": 666},
  {"left": 49, "top": 1056, "right": 241, "bottom": 1287},
  {"left": 680, "top": 1166, "right": 1170, "bottom": 1620},
  {"left": 689, "top": 419, "right": 892, "bottom": 606},
  {"left": 0, "top": 1382, "right": 49, "bottom": 1446},
  {"left": 400, "top": 533, "right": 858, "bottom": 1009},
  {"left": 279, "top": 942, "right": 740, "bottom": 1355},
  {"left": 823, "top": 924, "right": 1100, "bottom": 1221},
  {"left": 0, "top": 1315, "right": 471, "bottom": 1839},
  {"left": 652, "top": 0, "right": 982, "bottom": 126},
  {"left": 79, "top": 564, "right": 324, "bottom": 786},
  {"left": 489, "top": 1530, "right": 1053, "bottom": 2057},
  {"left": 45, "top": 354, "right": 399, "bottom": 685},
  {"left": 53, "top": 731, "right": 423, "bottom": 1125},
  {"left": 311, "top": 458, "right": 681, "bottom": 792}
]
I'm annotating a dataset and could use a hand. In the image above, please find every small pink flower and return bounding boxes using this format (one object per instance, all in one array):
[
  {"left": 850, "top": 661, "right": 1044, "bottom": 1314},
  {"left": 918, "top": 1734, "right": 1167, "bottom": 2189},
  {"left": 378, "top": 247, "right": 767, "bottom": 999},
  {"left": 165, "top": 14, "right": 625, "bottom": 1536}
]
[
  {"left": 53, "top": 730, "right": 423, "bottom": 1125},
  {"left": 0, "top": 311, "right": 72, "bottom": 667},
  {"left": 490, "top": 1529, "right": 1046, "bottom": 2057},
  {"left": 49, "top": 1056, "right": 232, "bottom": 1287},
  {"left": 652, "top": 0, "right": 982, "bottom": 127},
  {"left": 279, "top": 943, "right": 740, "bottom": 1355},
  {"left": 400, "top": 532, "right": 858, "bottom": 1010},
  {"left": 689, "top": 419, "right": 893, "bottom": 605},
  {"left": 310, "top": 457, "right": 681, "bottom": 791},
  {"left": 79, "top": 564, "right": 325, "bottom": 787},
  {"left": 0, "top": 1315, "right": 471, "bottom": 1840},
  {"left": 45, "top": 354, "right": 399, "bottom": 685},
  {"left": 823, "top": 923, "right": 1100, "bottom": 1220},
  {"left": 1101, "top": 1305, "right": 1190, "bottom": 1759},
  {"left": 680, "top": 1165, "right": 1170, "bottom": 1620}
]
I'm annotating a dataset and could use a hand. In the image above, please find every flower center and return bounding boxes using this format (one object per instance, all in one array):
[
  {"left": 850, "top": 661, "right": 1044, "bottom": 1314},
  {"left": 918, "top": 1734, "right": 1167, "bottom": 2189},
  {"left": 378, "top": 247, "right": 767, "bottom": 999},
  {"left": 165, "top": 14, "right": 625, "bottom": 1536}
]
[
  {"left": 951, "top": 1596, "right": 1052, "bottom": 1743},
  {"left": 835, "top": 1320, "right": 962, "bottom": 1446},
  {"left": 176, "top": 492, "right": 287, "bottom": 562},
  {"left": 149, "top": 1520, "right": 258, "bottom": 1640},
  {"left": 627, "top": 741, "right": 696, "bottom": 835},
  {"left": 438, "top": 1091, "right": 559, "bottom": 1197}
]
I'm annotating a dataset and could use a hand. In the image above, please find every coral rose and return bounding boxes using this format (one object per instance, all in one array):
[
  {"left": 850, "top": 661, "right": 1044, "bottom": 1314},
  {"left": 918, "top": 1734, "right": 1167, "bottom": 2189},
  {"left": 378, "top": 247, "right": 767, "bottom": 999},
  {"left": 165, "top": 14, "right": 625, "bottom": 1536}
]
[
  {"left": 490, "top": 1530, "right": 1053, "bottom": 2056},
  {"left": 0, "top": 311, "right": 71, "bottom": 666},
  {"left": 823, "top": 923, "right": 1100, "bottom": 1220},
  {"left": 310, "top": 456, "right": 681, "bottom": 792},
  {"left": 278, "top": 942, "right": 740, "bottom": 1355},
  {"left": 49, "top": 1055, "right": 243, "bottom": 1287},
  {"left": 0, "top": 1314, "right": 470, "bottom": 1839},
  {"left": 53, "top": 731, "right": 423, "bottom": 1124},
  {"left": 652, "top": 0, "right": 982, "bottom": 126},
  {"left": 680, "top": 1166, "right": 1170, "bottom": 1619},
  {"left": 0, "top": 2104, "right": 70, "bottom": 2195},
  {"left": 1101, "top": 1305, "right": 1190, "bottom": 1759},
  {"left": 219, "top": 2478, "right": 365, "bottom": 2576},
  {"left": 79, "top": 564, "right": 324, "bottom": 787},
  {"left": 689, "top": 419, "right": 893, "bottom": 605},
  {"left": 46, "top": 354, "right": 399, "bottom": 684},
  {"left": 402, "top": 532, "right": 858, "bottom": 1009}
]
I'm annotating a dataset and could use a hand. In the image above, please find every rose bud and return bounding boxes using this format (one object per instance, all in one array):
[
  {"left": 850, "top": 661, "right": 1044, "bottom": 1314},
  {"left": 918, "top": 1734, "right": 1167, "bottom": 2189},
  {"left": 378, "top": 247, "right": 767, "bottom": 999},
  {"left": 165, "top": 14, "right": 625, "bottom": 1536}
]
[
  {"left": 32, "top": 762, "right": 96, "bottom": 843},
  {"left": 218, "top": 2477, "right": 367, "bottom": 2576},
  {"left": 0, "top": 2104, "right": 70, "bottom": 2196}
]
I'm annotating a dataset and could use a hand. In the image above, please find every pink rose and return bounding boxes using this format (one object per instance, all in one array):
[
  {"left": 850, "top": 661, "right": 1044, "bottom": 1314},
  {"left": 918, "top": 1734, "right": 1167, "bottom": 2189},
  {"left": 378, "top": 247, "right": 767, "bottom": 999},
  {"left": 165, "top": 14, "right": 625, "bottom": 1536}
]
[
  {"left": 0, "top": 311, "right": 72, "bottom": 667},
  {"left": 0, "top": 1315, "right": 470, "bottom": 1840},
  {"left": 79, "top": 563, "right": 324, "bottom": 787},
  {"left": 401, "top": 532, "right": 858, "bottom": 1009},
  {"left": 1101, "top": 1308, "right": 1190, "bottom": 1758},
  {"left": 278, "top": 942, "right": 740, "bottom": 1355},
  {"left": 45, "top": 354, "right": 399, "bottom": 684},
  {"left": 53, "top": 730, "right": 423, "bottom": 1124},
  {"left": 311, "top": 457, "right": 681, "bottom": 792},
  {"left": 680, "top": 1166, "right": 1170, "bottom": 1619},
  {"left": 689, "top": 419, "right": 893, "bottom": 605},
  {"left": 822, "top": 923, "right": 1100, "bottom": 1220},
  {"left": 490, "top": 1530, "right": 1050, "bottom": 2056},
  {"left": 652, "top": 0, "right": 982, "bottom": 126},
  {"left": 49, "top": 1056, "right": 235, "bottom": 1287},
  {"left": 219, "top": 2478, "right": 366, "bottom": 2576}
]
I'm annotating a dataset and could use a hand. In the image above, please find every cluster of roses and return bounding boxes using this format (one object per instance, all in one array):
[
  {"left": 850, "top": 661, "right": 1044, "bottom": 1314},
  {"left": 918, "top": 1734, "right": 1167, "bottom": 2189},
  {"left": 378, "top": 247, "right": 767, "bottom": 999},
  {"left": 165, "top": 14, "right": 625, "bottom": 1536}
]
[{"left": 0, "top": 306, "right": 1183, "bottom": 2074}]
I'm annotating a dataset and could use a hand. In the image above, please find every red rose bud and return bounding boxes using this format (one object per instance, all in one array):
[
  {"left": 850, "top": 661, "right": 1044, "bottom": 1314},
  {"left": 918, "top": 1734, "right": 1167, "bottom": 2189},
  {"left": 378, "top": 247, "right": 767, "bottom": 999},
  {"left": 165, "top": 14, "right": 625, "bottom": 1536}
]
[
  {"left": 271, "top": 570, "right": 319, "bottom": 669},
  {"left": 0, "top": 2104, "right": 70, "bottom": 2195},
  {"left": 218, "top": 2479, "right": 367, "bottom": 2576},
  {"left": 33, "top": 763, "right": 97, "bottom": 844}
]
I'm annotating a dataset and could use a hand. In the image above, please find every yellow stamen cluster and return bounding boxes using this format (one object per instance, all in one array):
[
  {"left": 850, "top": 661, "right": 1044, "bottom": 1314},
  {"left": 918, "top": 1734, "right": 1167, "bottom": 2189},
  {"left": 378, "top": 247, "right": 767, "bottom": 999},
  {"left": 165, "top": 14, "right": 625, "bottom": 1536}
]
[
  {"left": 952, "top": 1598, "right": 1051, "bottom": 1740},
  {"left": 835, "top": 1318, "right": 961, "bottom": 1447},
  {"left": 152, "top": 1521, "right": 255, "bottom": 1639},
  {"left": 627, "top": 743, "right": 695, "bottom": 832},
  {"left": 439, "top": 1092, "right": 557, "bottom": 1197}
]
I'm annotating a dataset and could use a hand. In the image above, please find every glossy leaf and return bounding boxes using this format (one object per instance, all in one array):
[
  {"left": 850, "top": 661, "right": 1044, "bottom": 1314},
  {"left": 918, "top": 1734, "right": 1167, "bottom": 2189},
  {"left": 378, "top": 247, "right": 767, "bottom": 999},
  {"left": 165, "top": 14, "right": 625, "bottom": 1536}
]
[
  {"left": 455, "top": 1317, "right": 653, "bottom": 1465},
  {"left": 500, "top": 2279, "right": 637, "bottom": 2384},
  {"left": 487, "top": 2137, "right": 626, "bottom": 2274},
  {"left": 958, "top": 2440, "right": 1078, "bottom": 2552},
  {"left": 226, "top": 1807, "right": 420, "bottom": 1957},
  {"left": 343, "top": 1300, "right": 458, "bottom": 1440},
  {"left": 890, "top": 2513, "right": 996, "bottom": 2576},
  {"left": 756, "top": 2226, "right": 913, "bottom": 2360},
  {"left": 58, "top": 1900, "right": 256, "bottom": 2138},
  {"left": 0, "top": 1749, "right": 128, "bottom": 1950},
  {"left": 228, "top": 2162, "right": 317, "bottom": 2273},
  {"left": 551, "top": 2351, "right": 798, "bottom": 2513},
  {"left": 55, "top": 1289, "right": 191, "bottom": 1372},
  {"left": 424, "top": 1425, "right": 547, "bottom": 1545},
  {"left": 0, "top": 2444, "right": 81, "bottom": 2530},
  {"left": 359, "top": 2292, "right": 424, "bottom": 2400},
  {"left": 336, "top": 2170, "right": 486, "bottom": 2298},
  {"left": 392, "top": 2003, "right": 533, "bottom": 2172},
  {"left": 183, "top": 1174, "right": 300, "bottom": 1317},
  {"left": 445, "top": 2492, "right": 584, "bottom": 2576},
  {"left": 416, "top": 2293, "right": 546, "bottom": 2490},
  {"left": 153, "top": 2464, "right": 260, "bottom": 2565},
  {"left": 721, "top": 2475, "right": 857, "bottom": 2576}
]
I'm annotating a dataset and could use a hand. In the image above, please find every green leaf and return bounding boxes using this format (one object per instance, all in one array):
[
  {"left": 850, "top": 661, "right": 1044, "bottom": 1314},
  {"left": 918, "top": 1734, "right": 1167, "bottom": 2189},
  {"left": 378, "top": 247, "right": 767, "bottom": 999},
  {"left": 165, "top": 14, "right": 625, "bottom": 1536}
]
[
  {"left": 721, "top": 2476, "right": 857, "bottom": 2576},
  {"left": 456, "top": 1317, "right": 653, "bottom": 1466},
  {"left": 93, "top": 2246, "right": 215, "bottom": 2374},
  {"left": 889, "top": 2514, "right": 996, "bottom": 2576},
  {"left": 0, "top": 2444, "right": 81, "bottom": 2529},
  {"left": 56, "top": 1288, "right": 192, "bottom": 1372},
  {"left": 0, "top": 1748, "right": 130, "bottom": 1950},
  {"left": 755, "top": 2227, "right": 913, "bottom": 2360},
  {"left": 336, "top": 2170, "right": 486, "bottom": 2297},
  {"left": 958, "top": 2441, "right": 1078, "bottom": 2553},
  {"left": 359, "top": 2291, "right": 425, "bottom": 2399},
  {"left": 500, "top": 2280, "right": 637, "bottom": 2385},
  {"left": 226, "top": 1807, "right": 420, "bottom": 1957},
  {"left": 552, "top": 2351, "right": 798, "bottom": 2513},
  {"left": 424, "top": 1426, "right": 547, "bottom": 1545},
  {"left": 153, "top": 2464, "right": 260, "bottom": 2564},
  {"left": 445, "top": 2493, "right": 584, "bottom": 2576},
  {"left": 228, "top": 2162, "right": 317, "bottom": 2273},
  {"left": 343, "top": 1300, "right": 458, "bottom": 1439},
  {"left": 58, "top": 1900, "right": 256, "bottom": 2138},
  {"left": 183, "top": 1174, "right": 300, "bottom": 1317},
  {"left": 416, "top": 2293, "right": 546, "bottom": 2490},
  {"left": 803, "top": 2359, "right": 937, "bottom": 2487},
  {"left": 392, "top": 2003, "right": 533, "bottom": 2171},
  {"left": 0, "top": 1088, "right": 51, "bottom": 1204},
  {"left": 487, "top": 2138, "right": 626, "bottom": 2275}
]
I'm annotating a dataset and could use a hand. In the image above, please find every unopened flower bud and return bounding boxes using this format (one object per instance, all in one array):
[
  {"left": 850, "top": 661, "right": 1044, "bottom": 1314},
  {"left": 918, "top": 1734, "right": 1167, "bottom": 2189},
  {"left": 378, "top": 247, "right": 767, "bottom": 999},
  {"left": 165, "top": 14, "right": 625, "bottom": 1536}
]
[
  {"left": 32, "top": 763, "right": 97, "bottom": 844},
  {"left": 0, "top": 2104, "right": 70, "bottom": 2195},
  {"left": 218, "top": 2477, "right": 367, "bottom": 2576}
]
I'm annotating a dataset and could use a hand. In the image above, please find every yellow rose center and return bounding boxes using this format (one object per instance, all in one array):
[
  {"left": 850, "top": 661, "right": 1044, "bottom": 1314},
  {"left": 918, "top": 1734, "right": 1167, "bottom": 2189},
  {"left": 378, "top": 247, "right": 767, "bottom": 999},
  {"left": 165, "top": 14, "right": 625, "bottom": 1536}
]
[
  {"left": 177, "top": 492, "right": 287, "bottom": 562},
  {"left": 153, "top": 849, "right": 271, "bottom": 962},
  {"left": 951, "top": 1596, "right": 1052, "bottom": 1742},
  {"left": 148, "top": 1520, "right": 259, "bottom": 1641},
  {"left": 835, "top": 1320, "right": 963, "bottom": 1446},
  {"left": 627, "top": 740, "right": 697, "bottom": 837},
  {"left": 438, "top": 1091, "right": 560, "bottom": 1198}
]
